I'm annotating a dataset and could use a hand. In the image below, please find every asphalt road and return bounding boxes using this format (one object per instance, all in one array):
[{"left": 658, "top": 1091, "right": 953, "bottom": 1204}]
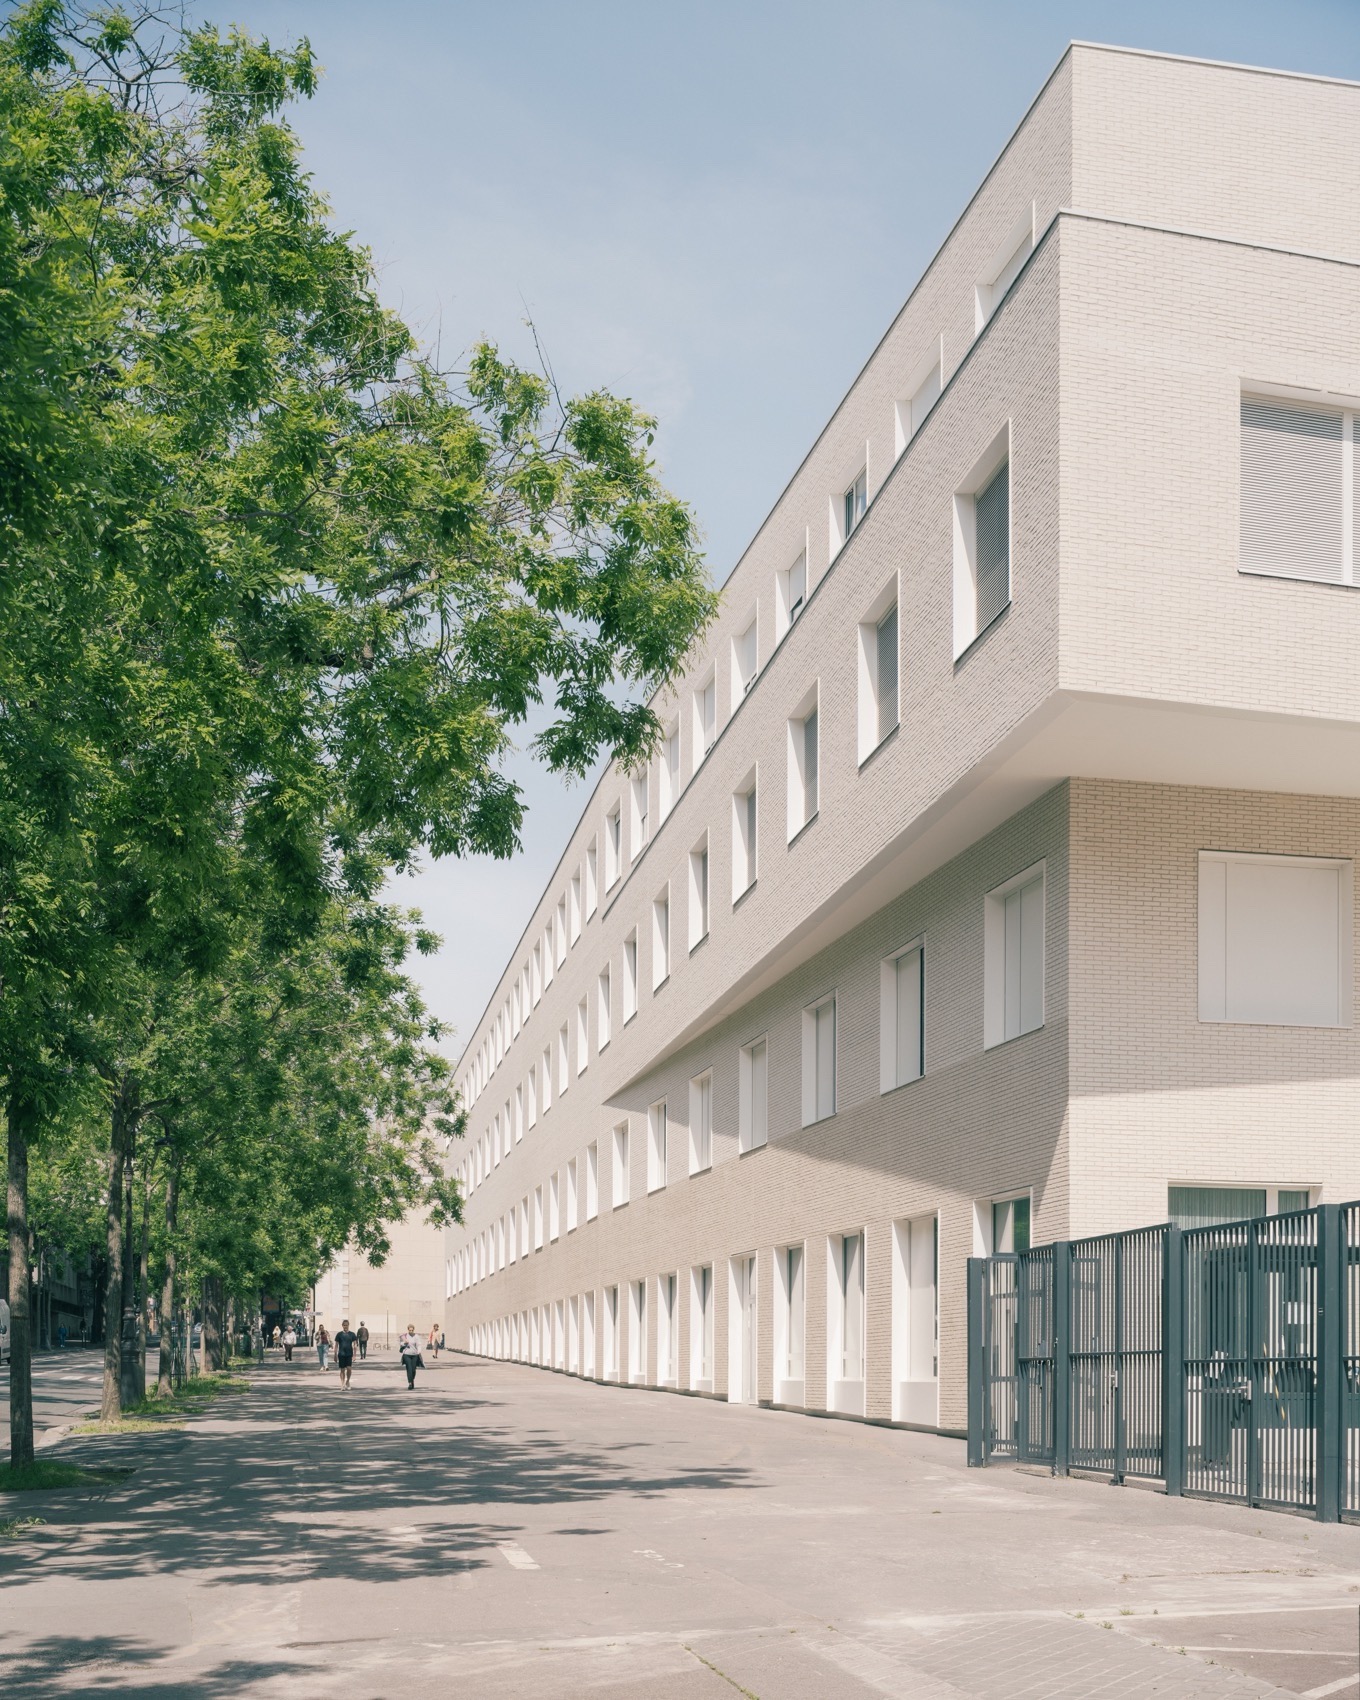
[{"left": 2, "top": 1350, "right": 1359, "bottom": 1697}]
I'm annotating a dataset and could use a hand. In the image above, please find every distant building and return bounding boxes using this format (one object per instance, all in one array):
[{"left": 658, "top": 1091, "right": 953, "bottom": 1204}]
[
  {"left": 314, "top": 1210, "right": 446, "bottom": 1351},
  {"left": 443, "top": 44, "right": 1360, "bottom": 1432}
]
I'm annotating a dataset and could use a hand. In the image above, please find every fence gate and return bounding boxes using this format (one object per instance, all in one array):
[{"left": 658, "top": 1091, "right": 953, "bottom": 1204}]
[{"left": 969, "top": 1202, "right": 1357, "bottom": 1522}]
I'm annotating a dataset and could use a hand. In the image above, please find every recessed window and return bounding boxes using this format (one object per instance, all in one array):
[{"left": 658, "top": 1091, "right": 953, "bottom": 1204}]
[
  {"left": 533, "top": 1185, "right": 544, "bottom": 1250},
  {"left": 629, "top": 1279, "right": 648, "bottom": 1385},
  {"left": 575, "top": 995, "right": 589, "bottom": 1075},
  {"left": 542, "top": 924, "right": 554, "bottom": 990},
  {"left": 556, "top": 1022, "right": 569, "bottom": 1095},
  {"left": 660, "top": 720, "right": 680, "bottom": 820},
  {"left": 585, "top": 839, "right": 598, "bottom": 918},
  {"left": 597, "top": 965, "right": 612, "bottom": 1050},
  {"left": 540, "top": 1044, "right": 552, "bottom": 1113},
  {"left": 857, "top": 580, "right": 899, "bottom": 762},
  {"left": 777, "top": 550, "right": 808, "bottom": 640},
  {"left": 585, "top": 1141, "right": 599, "bottom": 1220},
  {"left": 880, "top": 942, "right": 924, "bottom": 1091},
  {"left": 652, "top": 887, "right": 670, "bottom": 988},
  {"left": 648, "top": 1099, "right": 668, "bottom": 1192},
  {"left": 631, "top": 773, "right": 649, "bottom": 856},
  {"left": 605, "top": 804, "right": 623, "bottom": 887},
  {"left": 527, "top": 1065, "right": 538, "bottom": 1129},
  {"left": 623, "top": 929, "right": 639, "bottom": 1021},
  {"left": 801, "top": 994, "right": 836, "bottom": 1126},
  {"left": 984, "top": 863, "right": 1044, "bottom": 1048},
  {"left": 1240, "top": 396, "right": 1356, "bottom": 585},
  {"left": 843, "top": 469, "right": 867, "bottom": 542},
  {"left": 689, "top": 1070, "right": 713, "bottom": 1174},
  {"left": 693, "top": 673, "right": 717, "bottom": 766},
  {"left": 732, "top": 617, "right": 758, "bottom": 702},
  {"left": 691, "top": 1264, "right": 715, "bottom": 1390},
  {"left": 566, "top": 1157, "right": 578, "bottom": 1232},
  {"left": 787, "top": 689, "right": 819, "bottom": 840},
  {"left": 689, "top": 835, "right": 710, "bottom": 949},
  {"left": 555, "top": 899, "right": 567, "bottom": 968},
  {"left": 732, "top": 771, "right": 757, "bottom": 900},
  {"left": 612, "top": 1122, "right": 630, "bottom": 1208},
  {"left": 1198, "top": 850, "right": 1350, "bottom": 1027},
  {"left": 894, "top": 339, "right": 944, "bottom": 457},
  {"left": 549, "top": 1171, "right": 560, "bottom": 1240},
  {"left": 531, "top": 942, "right": 542, "bottom": 1006},
  {"left": 991, "top": 1195, "right": 1030, "bottom": 1253},
  {"left": 975, "top": 205, "right": 1034, "bottom": 333},
  {"left": 953, "top": 424, "right": 1011, "bottom": 658},
  {"left": 569, "top": 870, "right": 582, "bottom": 944},
  {"left": 739, "top": 1036, "right": 768, "bottom": 1152}
]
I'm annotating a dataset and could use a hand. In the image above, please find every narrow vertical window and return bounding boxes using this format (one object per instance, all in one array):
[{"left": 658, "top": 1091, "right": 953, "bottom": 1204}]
[
  {"left": 569, "top": 870, "right": 582, "bottom": 943},
  {"left": 541, "top": 1044, "right": 552, "bottom": 1113},
  {"left": 597, "top": 966, "right": 611, "bottom": 1051},
  {"left": 739, "top": 1036, "right": 768, "bottom": 1152},
  {"left": 648, "top": 1099, "right": 668, "bottom": 1192},
  {"left": 585, "top": 1141, "right": 599, "bottom": 1220},
  {"left": 787, "top": 691, "right": 819, "bottom": 839},
  {"left": 732, "top": 773, "right": 757, "bottom": 900},
  {"left": 689, "top": 837, "right": 709, "bottom": 948},
  {"left": 843, "top": 469, "right": 867, "bottom": 542},
  {"left": 732, "top": 617, "right": 758, "bottom": 701},
  {"left": 802, "top": 994, "right": 836, "bottom": 1125},
  {"left": 689, "top": 1070, "right": 713, "bottom": 1174},
  {"left": 557, "top": 1022, "right": 569, "bottom": 1094},
  {"left": 694, "top": 674, "right": 717, "bottom": 764},
  {"left": 631, "top": 773, "right": 649, "bottom": 855},
  {"left": 652, "top": 888, "right": 670, "bottom": 988},
  {"left": 585, "top": 839, "right": 598, "bottom": 917},
  {"left": 660, "top": 721, "right": 680, "bottom": 819},
  {"left": 778, "top": 550, "right": 807, "bottom": 638},
  {"left": 605, "top": 804, "right": 623, "bottom": 887},
  {"left": 984, "top": 864, "right": 1044, "bottom": 1047},
  {"left": 566, "top": 1157, "right": 578, "bottom": 1232},
  {"left": 880, "top": 942, "right": 924, "bottom": 1092},
  {"left": 575, "top": 996, "right": 588, "bottom": 1075},
  {"left": 953, "top": 425, "right": 1011, "bottom": 658},
  {"left": 549, "top": 1171, "right": 560, "bottom": 1240},
  {"left": 612, "top": 1122, "right": 630, "bottom": 1208},
  {"left": 623, "top": 930, "right": 639, "bottom": 1020}
]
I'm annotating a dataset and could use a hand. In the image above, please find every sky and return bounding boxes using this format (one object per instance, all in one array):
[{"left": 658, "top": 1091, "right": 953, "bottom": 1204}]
[{"left": 219, "top": 0, "right": 1360, "bottom": 1061}]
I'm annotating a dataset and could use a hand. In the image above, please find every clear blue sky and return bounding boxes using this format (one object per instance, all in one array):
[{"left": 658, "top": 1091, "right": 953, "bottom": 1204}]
[{"left": 224, "top": 0, "right": 1360, "bottom": 1058}]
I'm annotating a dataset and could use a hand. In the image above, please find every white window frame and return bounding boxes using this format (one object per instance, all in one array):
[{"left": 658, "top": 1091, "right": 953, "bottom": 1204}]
[
  {"left": 527, "top": 1065, "right": 538, "bottom": 1129},
  {"left": 597, "top": 965, "right": 612, "bottom": 1051},
  {"left": 801, "top": 993, "right": 837, "bottom": 1126},
  {"left": 605, "top": 803, "right": 623, "bottom": 888},
  {"left": 623, "top": 929, "right": 639, "bottom": 1021},
  {"left": 984, "top": 861, "right": 1045, "bottom": 1049},
  {"left": 549, "top": 1170, "right": 560, "bottom": 1241},
  {"left": 569, "top": 870, "right": 582, "bottom": 943},
  {"left": 974, "top": 202, "right": 1035, "bottom": 334},
  {"left": 575, "top": 995, "right": 589, "bottom": 1076},
  {"left": 612, "top": 1121, "right": 630, "bottom": 1209},
  {"left": 690, "top": 1263, "right": 715, "bottom": 1392},
  {"left": 585, "top": 1141, "right": 599, "bottom": 1220},
  {"left": 857, "top": 575, "right": 899, "bottom": 763},
  {"left": 556, "top": 1022, "right": 569, "bottom": 1096},
  {"left": 541, "top": 1043, "right": 552, "bottom": 1114},
  {"left": 566, "top": 1156, "right": 578, "bottom": 1232},
  {"left": 953, "top": 421, "right": 1011, "bottom": 659},
  {"left": 555, "top": 899, "right": 567, "bottom": 967},
  {"left": 880, "top": 939, "right": 925, "bottom": 1093},
  {"left": 786, "top": 684, "right": 819, "bottom": 841},
  {"left": 739, "top": 1034, "right": 768, "bottom": 1153},
  {"left": 659, "top": 719, "right": 681, "bottom": 821},
  {"left": 731, "top": 616, "right": 758, "bottom": 703},
  {"left": 533, "top": 1185, "right": 544, "bottom": 1251},
  {"left": 776, "top": 546, "right": 808, "bottom": 641},
  {"left": 692, "top": 671, "right": 717, "bottom": 769},
  {"left": 631, "top": 772, "right": 649, "bottom": 858},
  {"left": 585, "top": 838, "right": 598, "bottom": 918},
  {"left": 647, "top": 1099, "right": 668, "bottom": 1193},
  {"left": 689, "top": 1069, "right": 713, "bottom": 1175},
  {"left": 689, "top": 834, "right": 710, "bottom": 950},
  {"left": 894, "top": 336, "right": 944, "bottom": 458},
  {"left": 652, "top": 886, "right": 670, "bottom": 989},
  {"left": 732, "top": 769, "right": 758, "bottom": 901},
  {"left": 1240, "top": 390, "right": 1357, "bottom": 586}
]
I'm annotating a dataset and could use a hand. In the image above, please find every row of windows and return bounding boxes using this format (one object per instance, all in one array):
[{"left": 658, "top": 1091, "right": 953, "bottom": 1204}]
[
  {"left": 456, "top": 223, "right": 1045, "bottom": 1117},
  {"left": 454, "top": 863, "right": 1045, "bottom": 1206}
]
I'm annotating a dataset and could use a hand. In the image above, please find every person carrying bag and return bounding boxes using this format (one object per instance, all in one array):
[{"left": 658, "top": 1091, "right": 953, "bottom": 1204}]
[{"left": 399, "top": 1324, "right": 423, "bottom": 1389}]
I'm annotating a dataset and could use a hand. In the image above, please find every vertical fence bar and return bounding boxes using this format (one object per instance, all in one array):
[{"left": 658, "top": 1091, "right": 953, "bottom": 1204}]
[
  {"left": 1247, "top": 1217, "right": 1262, "bottom": 1507},
  {"left": 967, "top": 1257, "right": 986, "bottom": 1468},
  {"left": 1052, "top": 1240, "right": 1071, "bottom": 1477},
  {"left": 1317, "top": 1204, "right": 1343, "bottom": 1523},
  {"left": 1163, "top": 1225, "right": 1184, "bottom": 1497}
]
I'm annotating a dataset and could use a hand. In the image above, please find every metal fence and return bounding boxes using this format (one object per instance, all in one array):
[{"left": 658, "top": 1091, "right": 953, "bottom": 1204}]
[{"left": 968, "top": 1201, "right": 1360, "bottom": 1522}]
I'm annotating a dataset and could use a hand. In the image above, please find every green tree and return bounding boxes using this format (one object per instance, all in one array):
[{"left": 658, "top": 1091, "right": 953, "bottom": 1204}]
[{"left": 0, "top": 1, "right": 716, "bottom": 1462}]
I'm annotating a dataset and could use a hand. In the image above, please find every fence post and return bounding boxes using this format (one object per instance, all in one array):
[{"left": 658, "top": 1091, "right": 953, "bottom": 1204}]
[
  {"left": 1316, "top": 1204, "right": 1344, "bottom": 1523},
  {"left": 967, "top": 1257, "right": 986, "bottom": 1468},
  {"left": 1052, "top": 1240, "right": 1071, "bottom": 1477},
  {"left": 1163, "top": 1225, "right": 1184, "bottom": 1498}
]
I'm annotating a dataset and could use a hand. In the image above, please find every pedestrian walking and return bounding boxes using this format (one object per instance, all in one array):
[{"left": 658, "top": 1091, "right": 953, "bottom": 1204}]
[
  {"left": 356, "top": 1322, "right": 369, "bottom": 1361},
  {"left": 427, "top": 1324, "right": 440, "bottom": 1361},
  {"left": 316, "top": 1324, "right": 331, "bottom": 1371},
  {"left": 334, "top": 1319, "right": 357, "bottom": 1390},
  {"left": 399, "top": 1324, "right": 422, "bottom": 1389},
  {"left": 272, "top": 1323, "right": 281, "bottom": 1349},
  {"left": 282, "top": 1324, "right": 296, "bottom": 1362}
]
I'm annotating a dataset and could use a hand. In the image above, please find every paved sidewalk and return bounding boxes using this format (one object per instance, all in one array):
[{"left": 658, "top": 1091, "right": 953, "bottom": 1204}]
[{"left": 1, "top": 1352, "right": 1359, "bottom": 1696}]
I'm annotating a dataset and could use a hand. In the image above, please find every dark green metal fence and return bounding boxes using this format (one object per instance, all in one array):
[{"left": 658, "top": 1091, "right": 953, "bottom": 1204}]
[{"left": 968, "top": 1202, "right": 1360, "bottom": 1522}]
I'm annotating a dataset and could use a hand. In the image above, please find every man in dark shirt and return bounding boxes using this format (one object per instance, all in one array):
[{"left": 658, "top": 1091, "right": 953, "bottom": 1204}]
[
  {"left": 334, "top": 1319, "right": 358, "bottom": 1390},
  {"left": 356, "top": 1322, "right": 369, "bottom": 1360}
]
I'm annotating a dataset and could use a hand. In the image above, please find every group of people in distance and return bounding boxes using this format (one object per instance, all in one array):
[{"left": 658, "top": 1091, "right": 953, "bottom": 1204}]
[{"left": 266, "top": 1317, "right": 445, "bottom": 1388}]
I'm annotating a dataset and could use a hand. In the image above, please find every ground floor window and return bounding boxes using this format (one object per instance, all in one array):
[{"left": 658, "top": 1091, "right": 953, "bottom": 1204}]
[{"left": 1169, "top": 1185, "right": 1312, "bottom": 1229}]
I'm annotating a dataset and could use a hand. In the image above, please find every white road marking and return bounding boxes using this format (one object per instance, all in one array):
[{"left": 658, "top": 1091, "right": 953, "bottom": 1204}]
[
  {"left": 498, "top": 1541, "right": 539, "bottom": 1570},
  {"left": 1302, "top": 1677, "right": 1360, "bottom": 1699},
  {"left": 1180, "top": 1646, "right": 1353, "bottom": 1657}
]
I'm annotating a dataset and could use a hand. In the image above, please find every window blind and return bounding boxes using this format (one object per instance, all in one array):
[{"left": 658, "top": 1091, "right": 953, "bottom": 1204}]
[{"left": 1241, "top": 398, "right": 1345, "bottom": 582}]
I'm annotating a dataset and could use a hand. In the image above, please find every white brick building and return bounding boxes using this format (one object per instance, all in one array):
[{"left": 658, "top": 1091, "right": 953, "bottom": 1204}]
[{"left": 443, "top": 44, "right": 1360, "bottom": 1433}]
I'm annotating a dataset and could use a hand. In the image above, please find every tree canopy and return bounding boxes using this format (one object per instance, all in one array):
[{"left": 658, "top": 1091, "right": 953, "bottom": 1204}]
[{"left": 1, "top": 0, "right": 716, "bottom": 1459}]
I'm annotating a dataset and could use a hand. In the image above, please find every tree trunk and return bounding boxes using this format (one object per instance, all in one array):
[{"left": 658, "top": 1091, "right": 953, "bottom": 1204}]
[
  {"left": 135, "top": 1163, "right": 150, "bottom": 1392},
  {"left": 203, "top": 1276, "right": 221, "bottom": 1371},
  {"left": 100, "top": 1081, "right": 137, "bottom": 1422},
  {"left": 118, "top": 1139, "right": 140, "bottom": 1409},
  {"left": 157, "top": 1163, "right": 177, "bottom": 1398},
  {"left": 7, "top": 1087, "right": 37, "bottom": 1469}
]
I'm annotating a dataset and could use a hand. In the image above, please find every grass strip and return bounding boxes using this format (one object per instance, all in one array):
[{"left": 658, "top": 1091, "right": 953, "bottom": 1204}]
[
  {"left": 72, "top": 1368, "right": 250, "bottom": 1435},
  {"left": 0, "top": 1461, "right": 133, "bottom": 1493}
]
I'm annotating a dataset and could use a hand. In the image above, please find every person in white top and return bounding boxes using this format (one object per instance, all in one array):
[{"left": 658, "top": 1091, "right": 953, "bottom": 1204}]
[{"left": 399, "top": 1324, "right": 422, "bottom": 1389}]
